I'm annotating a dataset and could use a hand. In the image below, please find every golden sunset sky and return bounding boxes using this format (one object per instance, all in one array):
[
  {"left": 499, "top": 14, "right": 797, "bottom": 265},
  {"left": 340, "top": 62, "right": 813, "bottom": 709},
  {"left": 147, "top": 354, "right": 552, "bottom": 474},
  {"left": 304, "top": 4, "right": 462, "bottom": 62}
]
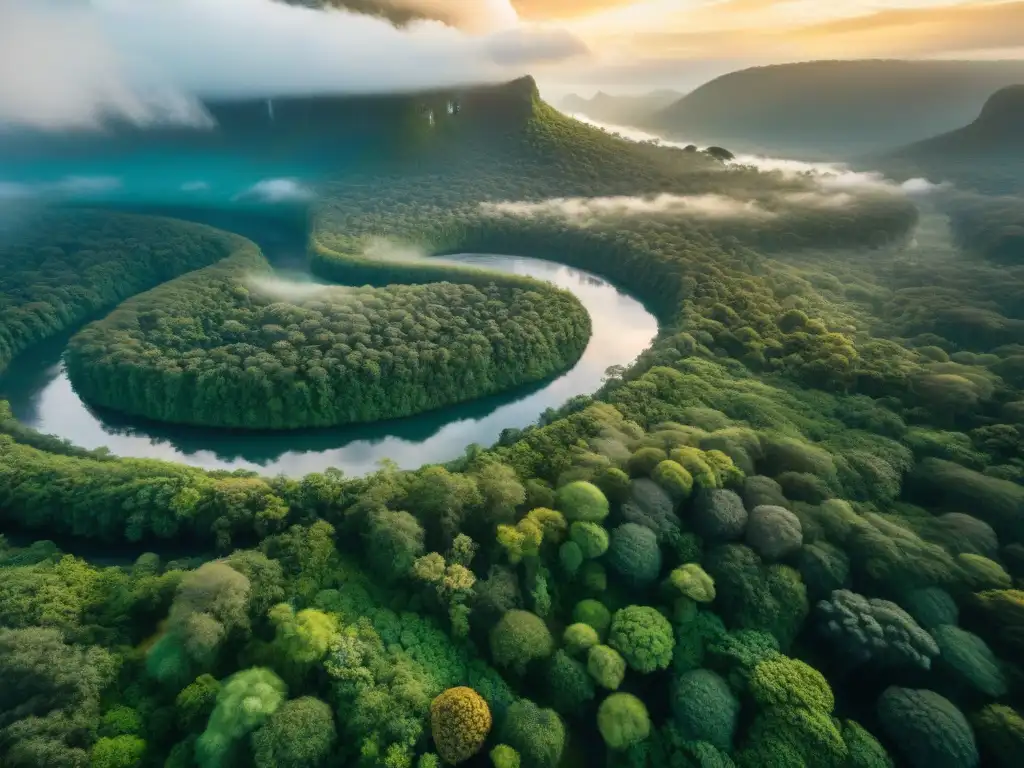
[{"left": 503, "top": 0, "right": 1024, "bottom": 93}]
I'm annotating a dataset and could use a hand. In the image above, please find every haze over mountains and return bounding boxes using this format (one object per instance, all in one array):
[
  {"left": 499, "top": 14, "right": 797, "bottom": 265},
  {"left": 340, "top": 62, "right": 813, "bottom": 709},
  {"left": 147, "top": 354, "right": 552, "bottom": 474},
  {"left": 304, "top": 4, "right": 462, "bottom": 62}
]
[
  {"left": 560, "top": 90, "right": 682, "bottom": 127},
  {"left": 563, "top": 60, "right": 1024, "bottom": 160}
]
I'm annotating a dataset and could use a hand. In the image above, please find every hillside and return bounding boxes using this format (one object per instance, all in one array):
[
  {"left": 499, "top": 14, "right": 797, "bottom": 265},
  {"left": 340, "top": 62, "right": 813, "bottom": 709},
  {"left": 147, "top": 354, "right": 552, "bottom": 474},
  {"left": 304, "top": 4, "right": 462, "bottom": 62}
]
[
  {"left": 647, "top": 59, "right": 1024, "bottom": 159},
  {"left": 560, "top": 90, "right": 683, "bottom": 126},
  {"left": 880, "top": 85, "right": 1024, "bottom": 192}
]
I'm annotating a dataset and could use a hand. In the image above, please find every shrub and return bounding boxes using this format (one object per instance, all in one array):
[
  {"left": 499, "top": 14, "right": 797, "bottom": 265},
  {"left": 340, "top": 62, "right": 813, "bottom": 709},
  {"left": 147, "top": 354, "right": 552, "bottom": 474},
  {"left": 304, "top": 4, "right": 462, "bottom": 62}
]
[
  {"left": 900, "top": 587, "right": 958, "bottom": 630},
  {"left": 563, "top": 623, "right": 600, "bottom": 656},
  {"left": 750, "top": 657, "right": 834, "bottom": 712},
  {"left": 559, "top": 541, "right": 583, "bottom": 576},
  {"left": 957, "top": 553, "right": 1012, "bottom": 590},
  {"left": 490, "top": 744, "right": 521, "bottom": 768},
  {"left": 569, "top": 522, "right": 609, "bottom": 559},
  {"left": 671, "top": 669, "right": 739, "bottom": 751},
  {"left": 931, "top": 625, "right": 1007, "bottom": 698},
  {"left": 597, "top": 693, "right": 651, "bottom": 750},
  {"left": 628, "top": 448, "right": 668, "bottom": 477},
  {"left": 594, "top": 468, "right": 632, "bottom": 505},
  {"left": 606, "top": 523, "right": 662, "bottom": 587},
  {"left": 430, "top": 687, "right": 493, "bottom": 765},
  {"left": 499, "top": 699, "right": 566, "bottom": 768},
  {"left": 546, "top": 650, "right": 595, "bottom": 716},
  {"left": 587, "top": 645, "right": 626, "bottom": 690},
  {"left": 972, "top": 704, "right": 1024, "bottom": 768},
  {"left": 573, "top": 600, "right": 612, "bottom": 637},
  {"left": 581, "top": 561, "right": 608, "bottom": 593},
  {"left": 745, "top": 505, "right": 803, "bottom": 561},
  {"left": 609, "top": 606, "right": 674, "bottom": 673},
  {"left": 777, "top": 471, "right": 833, "bottom": 503},
  {"left": 841, "top": 720, "right": 894, "bottom": 768},
  {"left": 877, "top": 687, "right": 978, "bottom": 768},
  {"left": 490, "top": 611, "right": 554, "bottom": 674},
  {"left": 666, "top": 563, "right": 716, "bottom": 603},
  {"left": 555, "top": 481, "right": 610, "bottom": 523},
  {"left": 622, "top": 479, "right": 681, "bottom": 541},
  {"left": 797, "top": 541, "right": 850, "bottom": 601},
  {"left": 817, "top": 590, "right": 938, "bottom": 670},
  {"left": 252, "top": 697, "right": 336, "bottom": 768},
  {"left": 910, "top": 458, "right": 1024, "bottom": 542},
  {"left": 742, "top": 475, "right": 788, "bottom": 511},
  {"left": 691, "top": 489, "right": 748, "bottom": 543},
  {"left": 652, "top": 460, "right": 695, "bottom": 502},
  {"left": 90, "top": 736, "right": 146, "bottom": 768},
  {"left": 670, "top": 447, "right": 720, "bottom": 489}
]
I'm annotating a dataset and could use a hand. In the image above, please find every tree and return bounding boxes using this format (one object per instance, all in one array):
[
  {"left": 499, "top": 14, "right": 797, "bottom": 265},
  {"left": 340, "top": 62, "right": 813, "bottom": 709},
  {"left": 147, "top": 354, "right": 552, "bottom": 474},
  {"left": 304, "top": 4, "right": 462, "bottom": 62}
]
[
  {"left": 430, "top": 687, "right": 492, "bottom": 765},
  {"left": 251, "top": 697, "right": 336, "bottom": 768},
  {"left": 608, "top": 606, "right": 674, "bottom": 673},
  {"left": 490, "top": 611, "right": 554, "bottom": 674},
  {"left": 877, "top": 687, "right": 978, "bottom": 768},
  {"left": 597, "top": 693, "right": 650, "bottom": 751},
  {"left": 196, "top": 668, "right": 287, "bottom": 768}
]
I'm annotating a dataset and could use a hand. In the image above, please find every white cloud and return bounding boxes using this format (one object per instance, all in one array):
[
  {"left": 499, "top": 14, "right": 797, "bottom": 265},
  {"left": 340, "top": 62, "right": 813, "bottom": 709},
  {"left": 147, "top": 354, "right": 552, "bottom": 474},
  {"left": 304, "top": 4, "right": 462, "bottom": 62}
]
[
  {"left": 181, "top": 181, "right": 210, "bottom": 192},
  {"left": 481, "top": 194, "right": 778, "bottom": 224},
  {"left": 235, "top": 178, "right": 314, "bottom": 203},
  {"left": 0, "top": 0, "right": 587, "bottom": 131}
]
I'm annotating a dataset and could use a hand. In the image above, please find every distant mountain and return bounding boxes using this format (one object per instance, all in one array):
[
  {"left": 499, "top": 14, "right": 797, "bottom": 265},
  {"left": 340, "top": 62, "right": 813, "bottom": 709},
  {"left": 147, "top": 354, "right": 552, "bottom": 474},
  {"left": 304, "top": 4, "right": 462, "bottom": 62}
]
[
  {"left": 560, "top": 90, "right": 683, "bottom": 127},
  {"left": 880, "top": 85, "right": 1024, "bottom": 194},
  {"left": 646, "top": 60, "right": 1024, "bottom": 160}
]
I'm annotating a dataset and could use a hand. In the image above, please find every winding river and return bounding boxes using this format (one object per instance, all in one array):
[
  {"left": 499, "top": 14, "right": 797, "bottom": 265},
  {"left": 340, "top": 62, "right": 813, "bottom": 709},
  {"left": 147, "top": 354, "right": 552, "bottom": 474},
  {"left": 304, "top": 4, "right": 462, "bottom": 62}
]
[{"left": 0, "top": 251, "right": 657, "bottom": 475}]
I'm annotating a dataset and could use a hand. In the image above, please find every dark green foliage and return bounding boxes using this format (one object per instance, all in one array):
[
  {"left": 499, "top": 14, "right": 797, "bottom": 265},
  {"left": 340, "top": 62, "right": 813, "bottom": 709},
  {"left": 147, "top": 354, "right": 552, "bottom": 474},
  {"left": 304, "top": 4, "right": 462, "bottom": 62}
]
[
  {"left": 499, "top": 699, "right": 566, "bottom": 768},
  {"left": 66, "top": 256, "right": 591, "bottom": 429},
  {"left": 901, "top": 587, "right": 958, "bottom": 630},
  {"left": 176, "top": 675, "right": 221, "bottom": 732},
  {"left": 704, "top": 544, "right": 808, "bottom": 649},
  {"left": 877, "top": 687, "right": 979, "bottom": 768},
  {"left": 931, "top": 625, "right": 1008, "bottom": 698},
  {"left": 797, "top": 541, "right": 850, "bottom": 601},
  {"left": 691, "top": 489, "right": 748, "bottom": 543},
  {"left": 741, "top": 476, "right": 788, "bottom": 511},
  {"left": 670, "top": 669, "right": 739, "bottom": 751},
  {"left": 546, "top": 650, "right": 595, "bottom": 715},
  {"left": 972, "top": 705, "right": 1024, "bottom": 768},
  {"left": 251, "top": 697, "right": 336, "bottom": 768},
  {"left": 628, "top": 447, "right": 668, "bottom": 477},
  {"left": 621, "top": 478, "right": 681, "bottom": 540},
  {"left": 606, "top": 523, "right": 662, "bottom": 586},
  {"left": 744, "top": 505, "right": 802, "bottom": 561},
  {"left": 0, "top": 211, "right": 245, "bottom": 375},
  {"left": 910, "top": 458, "right": 1024, "bottom": 542},
  {"left": 490, "top": 611, "right": 554, "bottom": 674},
  {"left": 609, "top": 605, "right": 675, "bottom": 673},
  {"left": 817, "top": 589, "right": 938, "bottom": 670}
]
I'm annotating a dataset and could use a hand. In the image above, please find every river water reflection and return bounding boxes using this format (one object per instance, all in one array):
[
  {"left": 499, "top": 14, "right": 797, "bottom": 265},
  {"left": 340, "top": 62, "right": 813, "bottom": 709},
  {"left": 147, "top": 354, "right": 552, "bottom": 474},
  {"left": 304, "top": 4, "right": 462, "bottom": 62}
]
[{"left": 1, "top": 255, "right": 657, "bottom": 476}]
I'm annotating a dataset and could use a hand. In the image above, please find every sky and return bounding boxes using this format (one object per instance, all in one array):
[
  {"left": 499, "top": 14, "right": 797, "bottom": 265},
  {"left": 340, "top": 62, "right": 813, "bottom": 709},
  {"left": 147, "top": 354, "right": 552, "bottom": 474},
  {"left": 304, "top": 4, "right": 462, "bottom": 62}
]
[
  {"left": 515, "top": 0, "right": 1024, "bottom": 94},
  {"left": 1, "top": 0, "right": 1022, "bottom": 130}
]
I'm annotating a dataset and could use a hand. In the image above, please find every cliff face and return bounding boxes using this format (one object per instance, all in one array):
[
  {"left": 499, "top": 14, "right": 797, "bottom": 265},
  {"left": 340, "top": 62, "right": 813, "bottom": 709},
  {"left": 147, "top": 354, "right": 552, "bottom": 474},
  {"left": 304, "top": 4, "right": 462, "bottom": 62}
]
[{"left": 0, "top": 77, "right": 541, "bottom": 162}]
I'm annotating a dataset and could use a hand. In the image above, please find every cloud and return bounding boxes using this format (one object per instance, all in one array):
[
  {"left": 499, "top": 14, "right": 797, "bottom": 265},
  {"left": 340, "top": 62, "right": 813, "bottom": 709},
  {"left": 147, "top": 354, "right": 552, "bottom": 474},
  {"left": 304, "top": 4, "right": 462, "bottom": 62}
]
[
  {"left": 235, "top": 178, "right": 315, "bottom": 203},
  {"left": 481, "top": 194, "right": 779, "bottom": 224},
  {"left": 0, "top": 2, "right": 209, "bottom": 131},
  {"left": 245, "top": 273, "right": 345, "bottom": 302},
  {"left": 486, "top": 27, "right": 590, "bottom": 66},
  {"left": 181, "top": 181, "right": 211, "bottom": 192},
  {"left": 0, "top": 0, "right": 587, "bottom": 131},
  {"left": 285, "top": 0, "right": 519, "bottom": 31}
]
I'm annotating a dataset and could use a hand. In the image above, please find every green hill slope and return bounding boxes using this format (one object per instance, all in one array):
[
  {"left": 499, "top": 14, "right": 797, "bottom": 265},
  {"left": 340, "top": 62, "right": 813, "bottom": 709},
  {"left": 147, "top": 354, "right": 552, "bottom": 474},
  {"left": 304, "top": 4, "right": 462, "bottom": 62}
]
[{"left": 648, "top": 59, "right": 1024, "bottom": 159}]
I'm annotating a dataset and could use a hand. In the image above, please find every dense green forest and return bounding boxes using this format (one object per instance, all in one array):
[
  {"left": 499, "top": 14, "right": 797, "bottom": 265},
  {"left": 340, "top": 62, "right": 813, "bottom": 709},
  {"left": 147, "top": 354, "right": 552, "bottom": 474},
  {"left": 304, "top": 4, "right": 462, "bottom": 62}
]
[
  {"left": 64, "top": 247, "right": 590, "bottom": 429},
  {"left": 0, "top": 212, "right": 249, "bottom": 375},
  {"left": 1, "top": 77, "right": 1023, "bottom": 768}
]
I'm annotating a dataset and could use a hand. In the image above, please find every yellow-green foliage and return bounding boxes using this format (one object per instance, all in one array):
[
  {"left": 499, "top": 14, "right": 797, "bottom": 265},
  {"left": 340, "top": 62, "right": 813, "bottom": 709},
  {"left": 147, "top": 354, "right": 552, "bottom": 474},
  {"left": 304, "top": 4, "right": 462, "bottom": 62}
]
[
  {"left": 597, "top": 693, "right": 651, "bottom": 750},
  {"left": 497, "top": 508, "right": 567, "bottom": 564},
  {"left": 430, "top": 686, "right": 493, "bottom": 765}
]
